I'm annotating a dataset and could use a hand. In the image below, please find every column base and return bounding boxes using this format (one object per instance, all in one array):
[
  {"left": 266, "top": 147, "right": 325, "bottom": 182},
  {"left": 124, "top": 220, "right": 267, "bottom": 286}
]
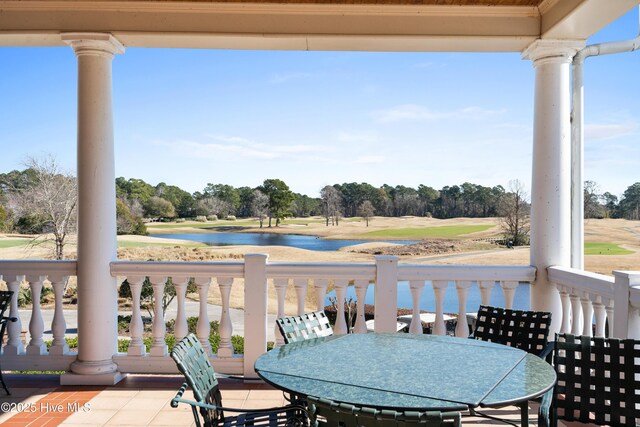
[
  {"left": 62, "top": 358, "right": 125, "bottom": 385},
  {"left": 61, "top": 371, "right": 127, "bottom": 386}
]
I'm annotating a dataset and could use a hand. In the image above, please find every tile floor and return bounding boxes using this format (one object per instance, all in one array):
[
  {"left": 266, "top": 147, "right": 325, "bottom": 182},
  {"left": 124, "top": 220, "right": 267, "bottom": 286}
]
[{"left": 0, "top": 374, "right": 543, "bottom": 426}]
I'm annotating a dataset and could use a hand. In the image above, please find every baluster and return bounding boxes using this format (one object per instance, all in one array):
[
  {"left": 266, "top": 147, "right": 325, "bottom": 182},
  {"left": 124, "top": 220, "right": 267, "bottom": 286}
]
[
  {"left": 48, "top": 274, "right": 69, "bottom": 355},
  {"left": 294, "top": 279, "right": 307, "bottom": 316},
  {"left": 149, "top": 275, "right": 168, "bottom": 357},
  {"left": 172, "top": 276, "right": 190, "bottom": 341},
  {"left": 5, "top": 275, "right": 24, "bottom": 355},
  {"left": 455, "top": 281, "right": 472, "bottom": 337},
  {"left": 315, "top": 279, "right": 329, "bottom": 312},
  {"left": 334, "top": 280, "right": 348, "bottom": 335},
  {"left": 500, "top": 281, "right": 519, "bottom": 309},
  {"left": 593, "top": 297, "right": 607, "bottom": 338},
  {"left": 559, "top": 287, "right": 571, "bottom": 333},
  {"left": 570, "top": 291, "right": 582, "bottom": 335},
  {"left": 478, "top": 281, "right": 494, "bottom": 306},
  {"left": 432, "top": 280, "right": 448, "bottom": 336},
  {"left": 581, "top": 293, "right": 594, "bottom": 337},
  {"left": 353, "top": 280, "right": 368, "bottom": 334},
  {"left": 195, "top": 277, "right": 212, "bottom": 355},
  {"left": 127, "top": 276, "right": 146, "bottom": 356},
  {"left": 605, "top": 302, "right": 615, "bottom": 337},
  {"left": 217, "top": 277, "right": 234, "bottom": 357},
  {"left": 409, "top": 280, "right": 425, "bottom": 335},
  {"left": 273, "top": 278, "right": 288, "bottom": 347},
  {"left": 26, "top": 275, "right": 47, "bottom": 355}
]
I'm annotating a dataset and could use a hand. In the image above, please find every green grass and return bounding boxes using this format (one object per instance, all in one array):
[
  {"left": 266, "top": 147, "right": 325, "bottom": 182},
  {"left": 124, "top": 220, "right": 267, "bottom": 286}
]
[
  {"left": 361, "top": 224, "right": 495, "bottom": 239},
  {"left": 584, "top": 242, "right": 634, "bottom": 255},
  {"left": 0, "top": 239, "right": 31, "bottom": 248}
]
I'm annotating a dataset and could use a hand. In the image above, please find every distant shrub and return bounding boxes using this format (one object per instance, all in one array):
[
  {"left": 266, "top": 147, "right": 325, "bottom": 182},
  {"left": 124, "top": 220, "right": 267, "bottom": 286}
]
[
  {"left": 207, "top": 215, "right": 218, "bottom": 221},
  {"left": 226, "top": 215, "right": 236, "bottom": 221},
  {"left": 175, "top": 218, "right": 186, "bottom": 223},
  {"left": 195, "top": 216, "right": 207, "bottom": 222}
]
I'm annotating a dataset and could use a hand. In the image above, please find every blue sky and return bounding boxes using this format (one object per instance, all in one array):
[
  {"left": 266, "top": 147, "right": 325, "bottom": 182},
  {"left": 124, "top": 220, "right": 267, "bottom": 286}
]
[{"left": 0, "top": 8, "right": 638, "bottom": 199}]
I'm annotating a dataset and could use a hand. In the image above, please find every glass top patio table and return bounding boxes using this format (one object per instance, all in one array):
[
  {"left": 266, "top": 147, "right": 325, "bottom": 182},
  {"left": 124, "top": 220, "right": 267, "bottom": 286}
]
[{"left": 254, "top": 333, "right": 556, "bottom": 412}]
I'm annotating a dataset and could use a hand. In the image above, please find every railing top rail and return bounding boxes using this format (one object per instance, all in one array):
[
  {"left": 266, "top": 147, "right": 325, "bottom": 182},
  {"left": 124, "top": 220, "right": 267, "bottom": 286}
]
[
  {"left": 548, "top": 265, "right": 615, "bottom": 298},
  {"left": 398, "top": 264, "right": 536, "bottom": 282},
  {"left": 110, "top": 260, "right": 244, "bottom": 278},
  {"left": 0, "top": 260, "right": 77, "bottom": 277},
  {"left": 266, "top": 263, "right": 376, "bottom": 280}
]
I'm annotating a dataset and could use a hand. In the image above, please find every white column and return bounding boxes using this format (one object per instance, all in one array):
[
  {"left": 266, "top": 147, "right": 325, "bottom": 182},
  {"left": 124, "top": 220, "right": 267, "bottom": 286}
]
[
  {"left": 374, "top": 256, "right": 398, "bottom": 333},
  {"left": 61, "top": 33, "right": 124, "bottom": 385},
  {"left": 243, "top": 254, "right": 268, "bottom": 378},
  {"left": 523, "top": 39, "right": 582, "bottom": 335}
]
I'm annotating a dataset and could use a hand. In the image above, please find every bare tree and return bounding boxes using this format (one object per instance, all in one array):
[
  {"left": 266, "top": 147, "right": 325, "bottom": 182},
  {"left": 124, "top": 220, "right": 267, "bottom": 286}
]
[
  {"left": 10, "top": 155, "right": 78, "bottom": 260},
  {"left": 358, "top": 200, "right": 375, "bottom": 226},
  {"left": 251, "top": 190, "right": 269, "bottom": 228},
  {"left": 499, "top": 179, "right": 530, "bottom": 247},
  {"left": 321, "top": 185, "right": 342, "bottom": 226}
]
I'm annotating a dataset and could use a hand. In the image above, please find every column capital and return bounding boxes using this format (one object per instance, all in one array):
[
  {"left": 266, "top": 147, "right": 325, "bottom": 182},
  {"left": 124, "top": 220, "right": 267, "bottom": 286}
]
[
  {"left": 62, "top": 32, "right": 124, "bottom": 57},
  {"left": 522, "top": 39, "right": 584, "bottom": 66}
]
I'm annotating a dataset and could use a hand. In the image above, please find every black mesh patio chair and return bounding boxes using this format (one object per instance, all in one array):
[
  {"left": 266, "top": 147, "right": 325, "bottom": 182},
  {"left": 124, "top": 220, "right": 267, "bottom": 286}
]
[
  {"left": 170, "top": 334, "right": 308, "bottom": 427},
  {"left": 471, "top": 305, "right": 553, "bottom": 358},
  {"left": 276, "top": 311, "right": 333, "bottom": 344},
  {"left": 308, "top": 396, "right": 461, "bottom": 427},
  {"left": 469, "top": 305, "right": 553, "bottom": 426},
  {"left": 538, "top": 333, "right": 640, "bottom": 427},
  {"left": 0, "top": 290, "right": 17, "bottom": 395}
]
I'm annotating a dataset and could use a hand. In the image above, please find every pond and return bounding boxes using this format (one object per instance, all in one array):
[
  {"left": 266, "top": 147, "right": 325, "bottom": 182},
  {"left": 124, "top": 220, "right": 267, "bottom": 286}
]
[
  {"left": 151, "top": 232, "right": 418, "bottom": 251},
  {"left": 324, "top": 281, "right": 530, "bottom": 313}
]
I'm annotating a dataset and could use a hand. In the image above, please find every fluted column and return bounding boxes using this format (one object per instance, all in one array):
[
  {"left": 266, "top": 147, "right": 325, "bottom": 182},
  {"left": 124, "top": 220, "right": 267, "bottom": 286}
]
[
  {"left": 61, "top": 33, "right": 124, "bottom": 385},
  {"left": 523, "top": 39, "right": 582, "bottom": 334}
]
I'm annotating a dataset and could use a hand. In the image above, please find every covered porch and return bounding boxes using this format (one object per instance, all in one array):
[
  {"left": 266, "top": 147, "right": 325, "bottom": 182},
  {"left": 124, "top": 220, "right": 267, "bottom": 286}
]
[{"left": 1, "top": 0, "right": 640, "bottom": 424}]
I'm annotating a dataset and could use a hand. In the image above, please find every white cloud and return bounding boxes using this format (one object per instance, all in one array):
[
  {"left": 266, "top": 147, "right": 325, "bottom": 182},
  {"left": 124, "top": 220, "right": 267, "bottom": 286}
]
[
  {"left": 585, "top": 121, "right": 638, "bottom": 141},
  {"left": 372, "top": 104, "right": 506, "bottom": 123},
  {"left": 154, "top": 135, "right": 323, "bottom": 161}
]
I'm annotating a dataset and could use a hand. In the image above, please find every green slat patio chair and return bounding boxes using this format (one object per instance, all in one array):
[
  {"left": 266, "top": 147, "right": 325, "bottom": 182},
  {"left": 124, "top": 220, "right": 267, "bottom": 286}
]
[
  {"left": 308, "top": 396, "right": 461, "bottom": 427},
  {"left": 538, "top": 333, "right": 640, "bottom": 427},
  {"left": 0, "top": 290, "right": 18, "bottom": 395},
  {"left": 469, "top": 305, "right": 553, "bottom": 426},
  {"left": 276, "top": 311, "right": 333, "bottom": 344},
  {"left": 170, "top": 334, "right": 308, "bottom": 427}
]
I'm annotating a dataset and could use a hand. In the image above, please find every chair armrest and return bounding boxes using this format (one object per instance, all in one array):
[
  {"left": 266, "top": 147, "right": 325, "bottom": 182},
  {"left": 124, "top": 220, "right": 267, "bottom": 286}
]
[
  {"left": 171, "top": 383, "right": 308, "bottom": 416},
  {"left": 215, "top": 373, "right": 246, "bottom": 381},
  {"left": 538, "top": 341, "right": 554, "bottom": 362}
]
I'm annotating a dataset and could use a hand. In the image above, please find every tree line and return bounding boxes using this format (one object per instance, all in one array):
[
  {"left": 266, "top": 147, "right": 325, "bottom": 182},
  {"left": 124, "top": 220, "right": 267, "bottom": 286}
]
[{"left": 1, "top": 156, "right": 639, "bottom": 259}]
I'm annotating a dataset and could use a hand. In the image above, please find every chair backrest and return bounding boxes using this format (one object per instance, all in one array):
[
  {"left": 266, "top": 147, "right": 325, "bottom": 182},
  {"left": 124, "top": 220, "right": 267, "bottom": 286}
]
[
  {"left": 276, "top": 311, "right": 333, "bottom": 344},
  {"left": 552, "top": 333, "right": 640, "bottom": 427},
  {"left": 308, "top": 396, "right": 461, "bottom": 427},
  {"left": 472, "top": 305, "right": 552, "bottom": 356},
  {"left": 0, "top": 291, "right": 15, "bottom": 343},
  {"left": 170, "top": 334, "right": 223, "bottom": 425}
]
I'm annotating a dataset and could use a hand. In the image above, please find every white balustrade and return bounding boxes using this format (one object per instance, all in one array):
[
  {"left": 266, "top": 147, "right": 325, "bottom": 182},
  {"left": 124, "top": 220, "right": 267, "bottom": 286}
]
[
  {"left": 126, "top": 276, "right": 146, "bottom": 356},
  {"left": 408, "top": 280, "right": 425, "bottom": 335},
  {"left": 294, "top": 278, "right": 307, "bottom": 316},
  {"left": 353, "top": 280, "right": 368, "bottom": 334},
  {"left": 49, "top": 274, "right": 69, "bottom": 355},
  {"left": 500, "top": 281, "right": 519, "bottom": 309},
  {"left": 5, "top": 275, "right": 25, "bottom": 355},
  {"left": 195, "top": 277, "right": 212, "bottom": 355},
  {"left": 172, "top": 276, "right": 190, "bottom": 342},
  {"left": 314, "top": 279, "right": 329, "bottom": 312},
  {"left": 431, "top": 280, "right": 448, "bottom": 336},
  {"left": 26, "top": 275, "right": 47, "bottom": 355},
  {"left": 273, "top": 278, "right": 288, "bottom": 346},
  {"left": 149, "top": 275, "right": 168, "bottom": 357},
  {"left": 455, "top": 281, "right": 472, "bottom": 337},
  {"left": 217, "top": 277, "right": 234, "bottom": 357},
  {"left": 581, "top": 294, "right": 594, "bottom": 336},
  {"left": 333, "top": 280, "right": 348, "bottom": 335}
]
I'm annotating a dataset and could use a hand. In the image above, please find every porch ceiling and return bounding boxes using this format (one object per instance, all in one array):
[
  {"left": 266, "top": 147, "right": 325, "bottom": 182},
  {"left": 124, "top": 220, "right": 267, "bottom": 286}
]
[{"left": 0, "top": 0, "right": 637, "bottom": 51}]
